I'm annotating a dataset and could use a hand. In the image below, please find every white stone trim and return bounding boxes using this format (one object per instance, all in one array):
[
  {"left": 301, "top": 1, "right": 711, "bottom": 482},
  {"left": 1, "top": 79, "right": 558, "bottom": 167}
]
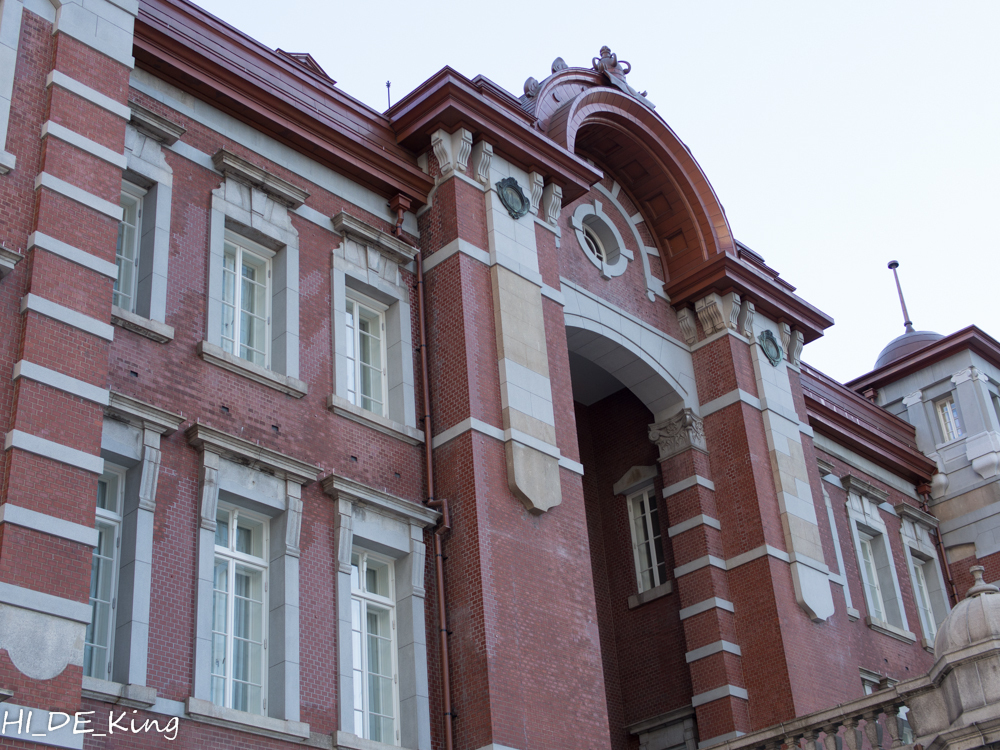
[
  {"left": 679, "top": 597, "right": 734, "bottom": 620},
  {"left": 691, "top": 684, "right": 748, "bottom": 707},
  {"left": 505, "top": 428, "right": 559, "bottom": 459},
  {"left": 51, "top": 0, "right": 137, "bottom": 68},
  {"left": 327, "top": 394, "right": 424, "bottom": 445},
  {"left": 701, "top": 388, "right": 762, "bottom": 416},
  {"left": 21, "top": 293, "right": 115, "bottom": 340},
  {"left": 540, "top": 283, "right": 565, "bottom": 306},
  {"left": 4, "top": 429, "right": 104, "bottom": 474},
  {"left": 558, "top": 455, "right": 584, "bottom": 475},
  {"left": 46, "top": 70, "right": 132, "bottom": 119},
  {"left": 34, "top": 172, "right": 123, "bottom": 220},
  {"left": 13, "top": 359, "right": 110, "bottom": 405},
  {"left": 130, "top": 68, "right": 418, "bottom": 236},
  {"left": 628, "top": 579, "right": 672, "bottom": 609},
  {"left": 726, "top": 544, "right": 790, "bottom": 570},
  {"left": 667, "top": 514, "right": 721, "bottom": 538},
  {"left": 663, "top": 475, "right": 715, "bottom": 497},
  {"left": 27, "top": 231, "right": 118, "bottom": 278},
  {"left": 0, "top": 504, "right": 99, "bottom": 546},
  {"left": 674, "top": 554, "right": 727, "bottom": 578},
  {"left": 0, "top": 0, "right": 22, "bottom": 175},
  {"left": 185, "top": 697, "right": 309, "bottom": 742},
  {"left": 690, "top": 327, "right": 752, "bottom": 352},
  {"left": 813, "top": 433, "right": 920, "bottom": 499},
  {"left": 0, "top": 581, "right": 92, "bottom": 624},
  {"left": 41, "top": 121, "right": 127, "bottom": 168},
  {"left": 431, "top": 416, "right": 504, "bottom": 448},
  {"left": 80, "top": 677, "right": 157, "bottom": 708},
  {"left": 698, "top": 731, "right": 746, "bottom": 749},
  {"left": 685, "top": 640, "right": 742, "bottom": 664}
]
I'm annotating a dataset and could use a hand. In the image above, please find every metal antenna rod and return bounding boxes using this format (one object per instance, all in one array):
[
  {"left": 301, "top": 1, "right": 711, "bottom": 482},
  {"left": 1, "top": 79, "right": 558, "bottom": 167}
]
[
  {"left": 386, "top": 80, "right": 391, "bottom": 109},
  {"left": 888, "top": 260, "right": 915, "bottom": 333}
]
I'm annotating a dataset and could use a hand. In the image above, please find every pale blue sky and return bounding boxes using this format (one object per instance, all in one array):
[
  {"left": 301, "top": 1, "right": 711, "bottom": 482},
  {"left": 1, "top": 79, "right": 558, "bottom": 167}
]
[{"left": 193, "top": 0, "right": 1000, "bottom": 382}]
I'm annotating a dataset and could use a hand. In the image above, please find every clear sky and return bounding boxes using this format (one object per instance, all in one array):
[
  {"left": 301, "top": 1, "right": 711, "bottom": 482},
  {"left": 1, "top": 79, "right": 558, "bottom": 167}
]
[{"left": 192, "top": 0, "right": 1000, "bottom": 383}]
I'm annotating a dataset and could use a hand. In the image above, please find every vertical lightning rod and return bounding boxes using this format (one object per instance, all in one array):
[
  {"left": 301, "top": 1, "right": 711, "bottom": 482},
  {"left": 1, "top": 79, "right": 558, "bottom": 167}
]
[{"left": 888, "top": 260, "right": 915, "bottom": 333}]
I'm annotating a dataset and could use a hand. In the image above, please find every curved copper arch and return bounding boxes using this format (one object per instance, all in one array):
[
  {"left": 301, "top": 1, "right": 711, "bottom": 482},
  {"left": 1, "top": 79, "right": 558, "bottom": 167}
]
[{"left": 544, "top": 85, "right": 736, "bottom": 265}]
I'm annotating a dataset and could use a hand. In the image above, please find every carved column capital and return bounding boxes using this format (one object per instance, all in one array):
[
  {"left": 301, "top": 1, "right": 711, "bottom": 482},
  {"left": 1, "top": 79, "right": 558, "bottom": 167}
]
[{"left": 648, "top": 409, "right": 707, "bottom": 461}]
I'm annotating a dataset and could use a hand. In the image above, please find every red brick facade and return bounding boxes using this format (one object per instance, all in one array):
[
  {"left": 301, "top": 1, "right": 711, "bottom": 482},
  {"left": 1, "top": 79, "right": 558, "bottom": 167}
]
[{"left": 0, "top": 2, "right": 985, "bottom": 750}]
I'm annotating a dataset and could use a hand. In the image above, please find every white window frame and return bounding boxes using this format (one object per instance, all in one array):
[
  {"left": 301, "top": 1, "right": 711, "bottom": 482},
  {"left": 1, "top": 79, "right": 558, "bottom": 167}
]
[
  {"left": 205, "top": 170, "right": 302, "bottom": 387},
  {"left": 211, "top": 503, "right": 270, "bottom": 716},
  {"left": 329, "top": 477, "right": 437, "bottom": 750},
  {"left": 85, "top": 465, "right": 125, "bottom": 680},
  {"left": 910, "top": 555, "right": 936, "bottom": 640},
  {"left": 221, "top": 231, "right": 273, "bottom": 369},
  {"left": 627, "top": 486, "right": 667, "bottom": 593},
  {"left": 351, "top": 548, "right": 401, "bottom": 745},
  {"left": 114, "top": 182, "right": 146, "bottom": 313},
  {"left": 858, "top": 532, "right": 886, "bottom": 623},
  {"left": 845, "top": 490, "right": 913, "bottom": 641},
  {"left": 345, "top": 291, "right": 389, "bottom": 418},
  {"left": 329, "top": 223, "right": 421, "bottom": 442},
  {"left": 897, "top": 505, "right": 951, "bottom": 648},
  {"left": 936, "top": 395, "right": 963, "bottom": 442}
]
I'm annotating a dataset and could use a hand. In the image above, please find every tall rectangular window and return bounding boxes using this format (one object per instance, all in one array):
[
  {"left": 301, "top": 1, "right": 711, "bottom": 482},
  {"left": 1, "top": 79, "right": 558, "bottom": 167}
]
[
  {"left": 937, "top": 396, "right": 963, "bottom": 442},
  {"left": 911, "top": 556, "right": 938, "bottom": 640},
  {"left": 85, "top": 467, "right": 124, "bottom": 679},
  {"left": 114, "top": 183, "right": 145, "bottom": 312},
  {"left": 345, "top": 293, "right": 387, "bottom": 417},
  {"left": 212, "top": 506, "right": 268, "bottom": 715},
  {"left": 351, "top": 549, "right": 398, "bottom": 745},
  {"left": 627, "top": 487, "right": 667, "bottom": 593},
  {"left": 221, "top": 234, "right": 271, "bottom": 368},
  {"left": 859, "top": 533, "right": 886, "bottom": 622}
]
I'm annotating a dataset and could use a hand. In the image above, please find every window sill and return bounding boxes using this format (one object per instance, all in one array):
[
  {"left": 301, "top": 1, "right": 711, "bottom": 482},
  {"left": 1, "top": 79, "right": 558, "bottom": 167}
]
[
  {"left": 922, "top": 637, "right": 935, "bottom": 653},
  {"left": 328, "top": 394, "right": 424, "bottom": 445},
  {"left": 336, "top": 730, "right": 404, "bottom": 750},
  {"left": 198, "top": 341, "right": 308, "bottom": 398},
  {"left": 111, "top": 306, "right": 175, "bottom": 343},
  {"left": 81, "top": 677, "right": 157, "bottom": 708},
  {"left": 628, "top": 580, "right": 673, "bottom": 609},
  {"left": 847, "top": 606, "right": 860, "bottom": 621},
  {"left": 0, "top": 245, "right": 23, "bottom": 280},
  {"left": 186, "top": 697, "right": 310, "bottom": 742},
  {"left": 865, "top": 616, "right": 916, "bottom": 644}
]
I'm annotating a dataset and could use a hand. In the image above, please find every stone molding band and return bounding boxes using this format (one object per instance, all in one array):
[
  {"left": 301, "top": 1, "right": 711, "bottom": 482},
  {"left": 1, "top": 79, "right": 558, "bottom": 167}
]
[{"left": 4, "top": 429, "right": 104, "bottom": 474}]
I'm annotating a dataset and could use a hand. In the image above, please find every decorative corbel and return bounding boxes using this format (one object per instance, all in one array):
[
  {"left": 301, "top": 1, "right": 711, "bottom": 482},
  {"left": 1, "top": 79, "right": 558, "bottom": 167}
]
[
  {"left": 737, "top": 299, "right": 755, "bottom": 339},
  {"left": 528, "top": 172, "right": 545, "bottom": 215},
  {"left": 453, "top": 129, "right": 473, "bottom": 174},
  {"left": 471, "top": 140, "right": 493, "bottom": 185},
  {"left": 198, "top": 451, "right": 221, "bottom": 531},
  {"left": 284, "top": 481, "right": 303, "bottom": 557},
  {"left": 542, "top": 182, "right": 562, "bottom": 225},
  {"left": 676, "top": 308, "right": 697, "bottom": 345},
  {"left": 137, "top": 434, "right": 162, "bottom": 513},
  {"left": 410, "top": 529, "right": 426, "bottom": 598},
  {"left": 648, "top": 409, "right": 707, "bottom": 461},
  {"left": 695, "top": 292, "right": 740, "bottom": 335},
  {"left": 781, "top": 323, "right": 804, "bottom": 366},
  {"left": 335, "top": 499, "right": 354, "bottom": 575},
  {"left": 431, "top": 129, "right": 453, "bottom": 176}
]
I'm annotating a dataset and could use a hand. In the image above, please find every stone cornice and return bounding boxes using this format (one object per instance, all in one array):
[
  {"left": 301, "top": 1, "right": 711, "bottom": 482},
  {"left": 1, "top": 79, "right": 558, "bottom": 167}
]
[
  {"left": 185, "top": 423, "right": 321, "bottom": 485},
  {"left": 801, "top": 363, "right": 935, "bottom": 485},
  {"left": 332, "top": 212, "right": 418, "bottom": 264},
  {"left": 133, "top": 0, "right": 433, "bottom": 204},
  {"left": 666, "top": 252, "right": 834, "bottom": 344},
  {"left": 841, "top": 474, "right": 890, "bottom": 504},
  {"left": 388, "top": 67, "right": 601, "bottom": 205},
  {"left": 894, "top": 501, "right": 939, "bottom": 529},
  {"left": 847, "top": 325, "right": 1000, "bottom": 394},
  {"left": 128, "top": 101, "right": 186, "bottom": 145},
  {"left": 321, "top": 474, "right": 439, "bottom": 528},
  {"left": 0, "top": 245, "right": 23, "bottom": 280},
  {"left": 211, "top": 149, "right": 310, "bottom": 208},
  {"left": 106, "top": 392, "right": 185, "bottom": 435}
]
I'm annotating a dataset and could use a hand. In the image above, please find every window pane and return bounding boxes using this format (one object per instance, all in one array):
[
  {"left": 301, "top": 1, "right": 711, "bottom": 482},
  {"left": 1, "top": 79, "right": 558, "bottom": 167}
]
[
  {"left": 215, "top": 510, "right": 230, "bottom": 548},
  {"left": 366, "top": 558, "right": 391, "bottom": 597},
  {"left": 97, "top": 471, "right": 118, "bottom": 513},
  {"left": 351, "top": 553, "right": 361, "bottom": 590},
  {"left": 236, "top": 515, "right": 265, "bottom": 559},
  {"left": 115, "top": 193, "right": 140, "bottom": 311},
  {"left": 85, "top": 520, "right": 117, "bottom": 678}
]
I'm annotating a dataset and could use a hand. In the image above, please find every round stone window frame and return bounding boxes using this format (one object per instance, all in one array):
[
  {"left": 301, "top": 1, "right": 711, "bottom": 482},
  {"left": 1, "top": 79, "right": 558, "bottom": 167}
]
[{"left": 571, "top": 199, "right": 634, "bottom": 279}]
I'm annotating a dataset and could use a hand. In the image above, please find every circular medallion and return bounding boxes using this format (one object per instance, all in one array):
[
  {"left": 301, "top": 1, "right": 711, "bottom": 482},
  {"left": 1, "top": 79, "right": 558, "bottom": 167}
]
[
  {"left": 758, "top": 329, "right": 784, "bottom": 367},
  {"left": 495, "top": 177, "right": 530, "bottom": 220}
]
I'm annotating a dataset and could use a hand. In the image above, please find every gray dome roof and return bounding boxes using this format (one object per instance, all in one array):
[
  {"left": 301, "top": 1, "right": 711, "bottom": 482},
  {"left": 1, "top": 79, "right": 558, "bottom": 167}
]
[
  {"left": 874, "top": 329, "right": 944, "bottom": 370},
  {"left": 934, "top": 567, "right": 1000, "bottom": 660}
]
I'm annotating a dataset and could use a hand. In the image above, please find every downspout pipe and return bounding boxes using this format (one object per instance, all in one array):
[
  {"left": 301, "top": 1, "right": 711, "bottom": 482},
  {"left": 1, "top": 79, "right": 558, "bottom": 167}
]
[
  {"left": 392, "top": 194, "right": 454, "bottom": 750},
  {"left": 919, "top": 486, "right": 958, "bottom": 607}
]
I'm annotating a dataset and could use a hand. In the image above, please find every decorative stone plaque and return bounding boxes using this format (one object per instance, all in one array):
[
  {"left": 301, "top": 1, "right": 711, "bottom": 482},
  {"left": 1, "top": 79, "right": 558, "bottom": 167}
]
[{"left": 495, "top": 177, "right": 530, "bottom": 220}]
